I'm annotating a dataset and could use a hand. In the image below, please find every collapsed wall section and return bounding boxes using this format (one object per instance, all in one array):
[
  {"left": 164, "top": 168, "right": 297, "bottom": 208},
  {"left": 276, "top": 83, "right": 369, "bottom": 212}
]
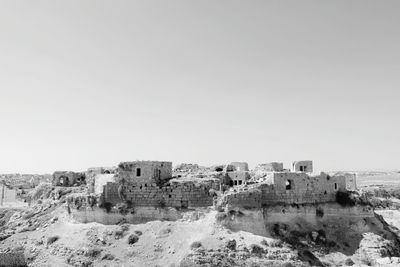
[{"left": 103, "top": 179, "right": 220, "bottom": 208}]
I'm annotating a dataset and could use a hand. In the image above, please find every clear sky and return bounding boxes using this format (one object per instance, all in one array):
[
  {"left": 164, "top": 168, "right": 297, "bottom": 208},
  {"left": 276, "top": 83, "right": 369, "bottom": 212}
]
[{"left": 0, "top": 1, "right": 399, "bottom": 173}]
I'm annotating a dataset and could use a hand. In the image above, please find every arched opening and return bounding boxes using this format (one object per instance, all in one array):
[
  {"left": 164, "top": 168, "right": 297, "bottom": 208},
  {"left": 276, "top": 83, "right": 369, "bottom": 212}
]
[{"left": 104, "top": 170, "right": 111, "bottom": 174}]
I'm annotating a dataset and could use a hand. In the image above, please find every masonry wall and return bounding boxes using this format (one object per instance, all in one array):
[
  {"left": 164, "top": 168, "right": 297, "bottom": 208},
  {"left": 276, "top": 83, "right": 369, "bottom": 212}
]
[
  {"left": 52, "top": 172, "right": 83, "bottom": 186},
  {"left": 344, "top": 173, "right": 357, "bottom": 191},
  {"left": 292, "top": 161, "right": 313, "bottom": 173},
  {"left": 0, "top": 184, "right": 17, "bottom": 204},
  {"left": 118, "top": 161, "right": 172, "bottom": 184},
  {"left": 225, "top": 162, "right": 249, "bottom": 172},
  {"left": 223, "top": 172, "right": 347, "bottom": 208},
  {"left": 256, "top": 162, "right": 284, "bottom": 172},
  {"left": 226, "top": 171, "right": 250, "bottom": 186},
  {"left": 104, "top": 179, "right": 220, "bottom": 208}
]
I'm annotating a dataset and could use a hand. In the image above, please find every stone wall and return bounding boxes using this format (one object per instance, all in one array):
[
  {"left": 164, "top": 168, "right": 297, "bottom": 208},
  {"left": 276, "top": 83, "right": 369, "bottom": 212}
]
[
  {"left": 0, "top": 184, "right": 17, "bottom": 205},
  {"left": 292, "top": 160, "right": 313, "bottom": 173},
  {"left": 254, "top": 162, "right": 284, "bottom": 172},
  {"left": 225, "top": 162, "right": 249, "bottom": 172},
  {"left": 94, "top": 174, "right": 116, "bottom": 195},
  {"left": 226, "top": 171, "right": 250, "bottom": 186},
  {"left": 104, "top": 179, "right": 220, "bottom": 208},
  {"left": 223, "top": 172, "right": 347, "bottom": 208},
  {"left": 118, "top": 161, "right": 172, "bottom": 184},
  {"left": 344, "top": 173, "right": 357, "bottom": 190},
  {"left": 52, "top": 171, "right": 85, "bottom": 187}
]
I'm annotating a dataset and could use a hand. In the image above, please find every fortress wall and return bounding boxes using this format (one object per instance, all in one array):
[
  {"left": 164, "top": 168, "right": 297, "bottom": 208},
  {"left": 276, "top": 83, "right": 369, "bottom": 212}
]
[
  {"left": 104, "top": 180, "right": 220, "bottom": 208},
  {"left": 118, "top": 161, "right": 172, "bottom": 184},
  {"left": 223, "top": 173, "right": 347, "bottom": 208}
]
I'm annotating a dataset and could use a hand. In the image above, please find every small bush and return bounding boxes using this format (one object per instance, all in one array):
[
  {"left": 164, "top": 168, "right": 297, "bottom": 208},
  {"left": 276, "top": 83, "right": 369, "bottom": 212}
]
[
  {"left": 134, "top": 230, "right": 142, "bottom": 236},
  {"left": 22, "top": 212, "right": 35, "bottom": 220},
  {"left": 190, "top": 241, "right": 202, "bottom": 250},
  {"left": 47, "top": 235, "right": 59, "bottom": 245},
  {"left": 316, "top": 207, "right": 324, "bottom": 218},
  {"left": 102, "top": 202, "right": 113, "bottom": 213},
  {"left": 157, "top": 199, "right": 166, "bottom": 208},
  {"left": 101, "top": 253, "right": 115, "bottom": 260},
  {"left": 269, "top": 240, "right": 283, "bottom": 248},
  {"left": 345, "top": 258, "right": 355, "bottom": 266},
  {"left": 250, "top": 244, "right": 265, "bottom": 254},
  {"left": 226, "top": 239, "right": 236, "bottom": 251},
  {"left": 85, "top": 248, "right": 102, "bottom": 258},
  {"left": 120, "top": 224, "right": 130, "bottom": 232},
  {"left": 116, "top": 203, "right": 129, "bottom": 215},
  {"left": 128, "top": 234, "right": 139, "bottom": 245},
  {"left": 261, "top": 239, "right": 269, "bottom": 247},
  {"left": 114, "top": 230, "right": 124, "bottom": 239}
]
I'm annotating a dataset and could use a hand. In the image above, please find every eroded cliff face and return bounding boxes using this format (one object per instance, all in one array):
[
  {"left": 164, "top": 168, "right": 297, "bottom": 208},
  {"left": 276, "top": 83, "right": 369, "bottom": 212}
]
[{"left": 218, "top": 203, "right": 400, "bottom": 265}]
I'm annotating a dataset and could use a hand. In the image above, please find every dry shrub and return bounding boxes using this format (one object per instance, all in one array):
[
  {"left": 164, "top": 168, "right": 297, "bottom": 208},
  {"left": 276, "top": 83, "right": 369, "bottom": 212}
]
[
  {"left": 134, "top": 230, "right": 142, "bottom": 236},
  {"left": 128, "top": 234, "right": 139, "bottom": 245},
  {"left": 226, "top": 239, "right": 236, "bottom": 251},
  {"left": 101, "top": 253, "right": 115, "bottom": 260},
  {"left": 84, "top": 248, "right": 102, "bottom": 258},
  {"left": 250, "top": 244, "right": 264, "bottom": 254},
  {"left": 47, "top": 235, "right": 59, "bottom": 245},
  {"left": 190, "top": 241, "right": 202, "bottom": 250}
]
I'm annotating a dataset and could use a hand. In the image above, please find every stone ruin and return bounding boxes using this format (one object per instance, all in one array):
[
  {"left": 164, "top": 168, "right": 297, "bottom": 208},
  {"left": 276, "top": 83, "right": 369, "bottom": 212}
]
[
  {"left": 117, "top": 161, "right": 172, "bottom": 185},
  {"left": 52, "top": 171, "right": 86, "bottom": 187},
  {"left": 59, "top": 159, "right": 356, "bottom": 213},
  {"left": 0, "top": 181, "right": 17, "bottom": 206},
  {"left": 223, "top": 171, "right": 346, "bottom": 208},
  {"left": 86, "top": 167, "right": 117, "bottom": 194},
  {"left": 292, "top": 160, "right": 313, "bottom": 173},
  {"left": 101, "top": 160, "right": 219, "bottom": 208},
  {"left": 223, "top": 162, "right": 251, "bottom": 186}
]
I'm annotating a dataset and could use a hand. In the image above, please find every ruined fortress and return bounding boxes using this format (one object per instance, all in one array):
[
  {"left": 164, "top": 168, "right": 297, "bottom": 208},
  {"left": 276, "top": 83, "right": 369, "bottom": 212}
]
[{"left": 53, "top": 160, "right": 352, "bottom": 211}]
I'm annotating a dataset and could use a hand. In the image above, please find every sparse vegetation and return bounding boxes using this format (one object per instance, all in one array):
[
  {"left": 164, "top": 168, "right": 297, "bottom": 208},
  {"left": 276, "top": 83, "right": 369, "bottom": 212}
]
[
  {"left": 101, "top": 253, "right": 115, "bottom": 260},
  {"left": 190, "top": 241, "right": 202, "bottom": 250},
  {"left": 85, "top": 248, "right": 102, "bottom": 258},
  {"left": 101, "top": 202, "right": 113, "bottom": 213},
  {"left": 226, "top": 239, "right": 236, "bottom": 251},
  {"left": 157, "top": 199, "right": 166, "bottom": 208},
  {"left": 47, "top": 235, "right": 59, "bottom": 245},
  {"left": 345, "top": 258, "right": 355, "bottom": 266},
  {"left": 128, "top": 234, "right": 139, "bottom": 245},
  {"left": 316, "top": 207, "right": 324, "bottom": 218},
  {"left": 250, "top": 244, "right": 264, "bottom": 255},
  {"left": 134, "top": 230, "right": 142, "bottom": 236}
]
